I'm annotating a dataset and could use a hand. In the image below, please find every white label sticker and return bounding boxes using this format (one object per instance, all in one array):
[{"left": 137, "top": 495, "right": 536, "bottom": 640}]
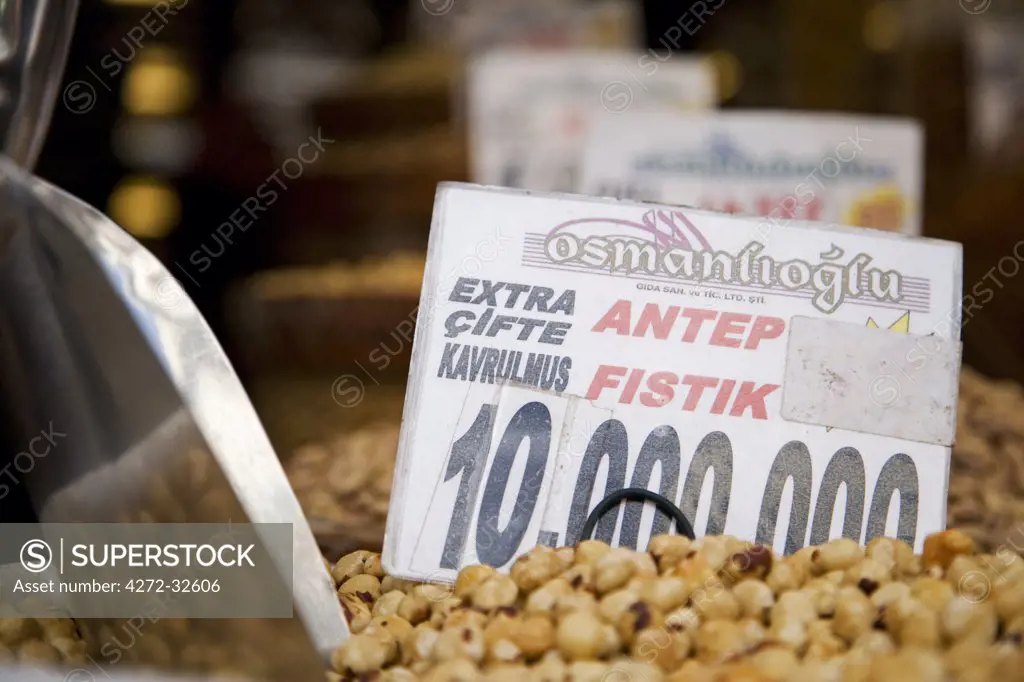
[
  {"left": 781, "top": 316, "right": 961, "bottom": 446},
  {"left": 467, "top": 49, "right": 716, "bottom": 193},
  {"left": 577, "top": 111, "right": 924, "bottom": 236},
  {"left": 384, "top": 184, "right": 962, "bottom": 583}
]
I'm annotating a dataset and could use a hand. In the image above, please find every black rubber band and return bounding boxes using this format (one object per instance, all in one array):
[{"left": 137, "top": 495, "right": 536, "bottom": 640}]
[{"left": 579, "top": 487, "right": 696, "bottom": 542}]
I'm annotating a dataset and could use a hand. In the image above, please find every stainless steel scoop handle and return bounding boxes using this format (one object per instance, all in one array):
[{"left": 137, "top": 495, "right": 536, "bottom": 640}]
[{"left": 0, "top": 0, "right": 80, "bottom": 169}]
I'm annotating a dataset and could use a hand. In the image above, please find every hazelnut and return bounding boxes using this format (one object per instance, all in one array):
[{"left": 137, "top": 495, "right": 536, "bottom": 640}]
[{"left": 556, "top": 611, "right": 605, "bottom": 660}]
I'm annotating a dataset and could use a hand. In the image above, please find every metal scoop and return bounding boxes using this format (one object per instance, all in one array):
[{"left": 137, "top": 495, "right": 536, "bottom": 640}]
[{"left": 0, "top": 1, "right": 349, "bottom": 679}]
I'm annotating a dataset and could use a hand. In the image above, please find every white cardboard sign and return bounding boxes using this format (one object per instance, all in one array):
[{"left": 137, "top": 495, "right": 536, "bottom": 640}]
[
  {"left": 384, "top": 184, "right": 962, "bottom": 583},
  {"left": 578, "top": 112, "right": 924, "bottom": 236},
  {"left": 467, "top": 49, "right": 716, "bottom": 193}
]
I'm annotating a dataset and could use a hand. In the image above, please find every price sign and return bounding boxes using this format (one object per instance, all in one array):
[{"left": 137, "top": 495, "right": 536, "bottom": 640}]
[
  {"left": 467, "top": 49, "right": 716, "bottom": 193},
  {"left": 383, "top": 184, "right": 961, "bottom": 583},
  {"left": 578, "top": 112, "right": 924, "bottom": 236}
]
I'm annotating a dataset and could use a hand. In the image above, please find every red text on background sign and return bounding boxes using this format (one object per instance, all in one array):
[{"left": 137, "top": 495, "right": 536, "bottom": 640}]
[{"left": 699, "top": 195, "right": 824, "bottom": 221}]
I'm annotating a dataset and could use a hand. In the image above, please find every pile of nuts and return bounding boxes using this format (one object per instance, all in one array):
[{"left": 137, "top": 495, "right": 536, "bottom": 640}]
[
  {"left": 327, "top": 531, "right": 1024, "bottom": 681},
  {"left": 948, "top": 367, "right": 1024, "bottom": 553},
  {"left": 286, "top": 423, "right": 398, "bottom": 536},
  {"left": 0, "top": 608, "right": 87, "bottom": 667}
]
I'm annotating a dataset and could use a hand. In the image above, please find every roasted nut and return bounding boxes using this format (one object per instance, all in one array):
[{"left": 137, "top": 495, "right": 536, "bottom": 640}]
[
  {"left": 483, "top": 613, "right": 517, "bottom": 647},
  {"left": 511, "top": 615, "right": 554, "bottom": 660},
  {"left": 671, "top": 554, "right": 717, "bottom": 589},
  {"left": 382, "top": 576, "right": 418, "bottom": 594},
  {"left": 333, "top": 550, "right": 376, "bottom": 584},
  {"left": 608, "top": 591, "right": 652, "bottom": 628},
  {"left": 530, "top": 653, "right": 568, "bottom": 682},
  {"left": 690, "top": 536, "right": 731, "bottom": 572},
  {"left": 35, "top": 618, "right": 77, "bottom": 640},
  {"left": 554, "top": 590, "right": 599, "bottom": 618},
  {"left": 341, "top": 593, "right": 374, "bottom": 633},
  {"left": 16, "top": 640, "right": 61, "bottom": 664},
  {"left": 725, "top": 545, "right": 774, "bottom": 581},
  {"left": 691, "top": 583, "right": 741, "bottom": 621},
  {"left": 866, "top": 538, "right": 916, "bottom": 577},
  {"left": 941, "top": 597, "right": 997, "bottom": 645},
  {"left": 341, "top": 573, "right": 383, "bottom": 603},
  {"left": 850, "top": 631, "right": 896, "bottom": 656},
  {"left": 553, "top": 547, "right": 575, "bottom": 570},
  {"left": 367, "top": 616, "right": 415, "bottom": 646},
  {"left": 433, "top": 623, "right": 485, "bottom": 663},
  {"left": 943, "top": 642, "right": 997, "bottom": 682},
  {"left": 441, "top": 608, "right": 487, "bottom": 632},
  {"left": 404, "top": 624, "right": 440, "bottom": 664},
  {"left": 794, "top": 658, "right": 843, "bottom": 682},
  {"left": 0, "top": 619, "right": 36, "bottom": 645},
  {"left": 575, "top": 540, "right": 612, "bottom": 566},
  {"left": 332, "top": 631, "right": 397, "bottom": 673},
  {"left": 48, "top": 635, "right": 87, "bottom": 663},
  {"left": 556, "top": 611, "right": 605, "bottom": 660},
  {"left": 454, "top": 565, "right": 495, "bottom": 599},
  {"left": 922, "top": 530, "right": 974, "bottom": 571},
  {"left": 767, "top": 619, "right": 808, "bottom": 654},
  {"left": 995, "top": 578, "right": 1024, "bottom": 622},
  {"left": 748, "top": 645, "right": 800, "bottom": 681},
  {"left": 866, "top": 649, "right": 943, "bottom": 682},
  {"left": 944, "top": 555, "right": 986, "bottom": 593},
  {"left": 694, "top": 619, "right": 763, "bottom": 663},
  {"left": 632, "top": 627, "right": 691, "bottom": 672},
  {"left": 429, "top": 597, "right": 463, "bottom": 628},
  {"left": 733, "top": 580, "right": 774, "bottom": 622},
  {"left": 606, "top": 659, "right": 665, "bottom": 682},
  {"left": 844, "top": 558, "right": 891, "bottom": 594},
  {"left": 396, "top": 595, "right": 432, "bottom": 628},
  {"left": 832, "top": 586, "right": 875, "bottom": 643},
  {"left": 472, "top": 575, "right": 519, "bottom": 611},
  {"left": 595, "top": 548, "right": 638, "bottom": 594},
  {"left": 374, "top": 590, "right": 408, "bottom": 618},
  {"left": 770, "top": 590, "right": 817, "bottom": 626},
  {"left": 649, "top": 534, "right": 693, "bottom": 573},
  {"left": 560, "top": 564, "right": 595, "bottom": 593},
  {"left": 811, "top": 538, "right": 864, "bottom": 574},
  {"left": 381, "top": 667, "right": 419, "bottom": 682},
  {"left": 398, "top": 588, "right": 435, "bottom": 624},
  {"left": 511, "top": 546, "right": 565, "bottom": 592},
  {"left": 665, "top": 606, "right": 702, "bottom": 634},
  {"left": 910, "top": 577, "right": 955, "bottom": 612},
  {"left": 564, "top": 660, "right": 607, "bottom": 682},
  {"left": 616, "top": 601, "right": 664, "bottom": 644},
  {"left": 766, "top": 557, "right": 809, "bottom": 595},
  {"left": 638, "top": 576, "right": 690, "bottom": 613},
  {"left": 804, "top": 620, "right": 846, "bottom": 660},
  {"left": 803, "top": 578, "right": 838, "bottom": 617},
  {"left": 628, "top": 551, "right": 659, "bottom": 578},
  {"left": 871, "top": 582, "right": 911, "bottom": 611},
  {"left": 666, "top": 660, "right": 716, "bottom": 682},
  {"left": 525, "top": 578, "right": 572, "bottom": 615},
  {"left": 599, "top": 623, "right": 621, "bottom": 658},
  {"left": 421, "top": 659, "right": 479, "bottom": 682},
  {"left": 892, "top": 599, "right": 941, "bottom": 649}
]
